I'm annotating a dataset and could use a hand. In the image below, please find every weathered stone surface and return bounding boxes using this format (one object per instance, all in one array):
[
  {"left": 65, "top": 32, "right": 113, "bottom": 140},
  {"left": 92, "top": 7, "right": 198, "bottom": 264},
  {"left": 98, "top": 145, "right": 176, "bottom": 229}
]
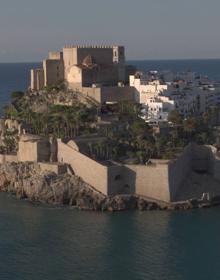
[
  {"left": 0, "top": 162, "right": 160, "bottom": 212},
  {"left": 1, "top": 162, "right": 219, "bottom": 212},
  {"left": 137, "top": 198, "right": 148, "bottom": 211}
]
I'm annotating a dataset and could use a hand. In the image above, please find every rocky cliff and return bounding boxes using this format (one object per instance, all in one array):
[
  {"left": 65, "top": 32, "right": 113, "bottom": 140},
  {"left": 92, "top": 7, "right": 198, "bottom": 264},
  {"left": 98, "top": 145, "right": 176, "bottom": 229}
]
[
  {"left": 0, "top": 162, "right": 162, "bottom": 211},
  {"left": 0, "top": 162, "right": 219, "bottom": 211}
]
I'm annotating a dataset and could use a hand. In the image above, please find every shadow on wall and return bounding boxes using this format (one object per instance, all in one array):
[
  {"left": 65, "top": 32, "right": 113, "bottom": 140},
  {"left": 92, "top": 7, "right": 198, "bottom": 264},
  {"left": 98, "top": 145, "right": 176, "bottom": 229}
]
[
  {"left": 168, "top": 144, "right": 219, "bottom": 202},
  {"left": 121, "top": 165, "right": 136, "bottom": 194},
  {"left": 107, "top": 164, "right": 136, "bottom": 196},
  {"left": 191, "top": 144, "right": 215, "bottom": 174}
]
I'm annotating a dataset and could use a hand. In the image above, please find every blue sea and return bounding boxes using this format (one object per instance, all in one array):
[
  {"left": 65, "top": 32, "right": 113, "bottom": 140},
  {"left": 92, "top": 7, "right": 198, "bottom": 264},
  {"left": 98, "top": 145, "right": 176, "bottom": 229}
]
[
  {"left": 1, "top": 60, "right": 220, "bottom": 280},
  {"left": 0, "top": 63, "right": 41, "bottom": 115}
]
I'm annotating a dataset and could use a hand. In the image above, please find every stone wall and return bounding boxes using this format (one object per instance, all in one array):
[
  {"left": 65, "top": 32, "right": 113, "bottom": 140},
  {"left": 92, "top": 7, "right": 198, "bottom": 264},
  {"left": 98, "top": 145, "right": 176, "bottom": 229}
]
[
  {"left": 0, "top": 154, "right": 18, "bottom": 164},
  {"left": 168, "top": 144, "right": 220, "bottom": 201},
  {"left": 49, "top": 52, "right": 63, "bottom": 60},
  {"left": 213, "top": 159, "right": 220, "bottom": 181},
  {"left": 168, "top": 145, "right": 192, "bottom": 201},
  {"left": 18, "top": 135, "right": 50, "bottom": 162},
  {"left": 207, "top": 146, "right": 220, "bottom": 181},
  {"left": 77, "top": 86, "right": 97, "bottom": 103},
  {"left": 37, "top": 141, "right": 50, "bottom": 162},
  {"left": 69, "top": 85, "right": 135, "bottom": 104},
  {"left": 81, "top": 65, "right": 120, "bottom": 87},
  {"left": 57, "top": 140, "right": 109, "bottom": 195},
  {"left": 107, "top": 164, "right": 135, "bottom": 195},
  {"left": 100, "top": 86, "right": 135, "bottom": 103},
  {"left": 18, "top": 140, "right": 38, "bottom": 162},
  {"left": 76, "top": 47, "right": 114, "bottom": 65},
  {"left": 57, "top": 140, "right": 137, "bottom": 196},
  {"left": 14, "top": 133, "right": 220, "bottom": 202},
  {"left": 31, "top": 69, "right": 44, "bottom": 91},
  {"left": 125, "top": 163, "right": 171, "bottom": 202},
  {"left": 43, "top": 59, "right": 64, "bottom": 87},
  {"left": 38, "top": 162, "right": 67, "bottom": 175},
  {"left": 191, "top": 144, "right": 213, "bottom": 173},
  {"left": 56, "top": 138, "right": 173, "bottom": 200},
  {"left": 67, "top": 66, "right": 83, "bottom": 86},
  {"left": 56, "top": 140, "right": 191, "bottom": 202}
]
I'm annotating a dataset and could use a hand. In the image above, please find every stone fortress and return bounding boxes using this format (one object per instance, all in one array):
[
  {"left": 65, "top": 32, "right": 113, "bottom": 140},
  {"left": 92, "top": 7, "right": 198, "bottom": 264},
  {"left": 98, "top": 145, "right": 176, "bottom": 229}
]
[
  {"left": 31, "top": 45, "right": 135, "bottom": 104},
  {"left": 2, "top": 44, "right": 220, "bottom": 205},
  {"left": 1, "top": 119, "right": 220, "bottom": 203}
]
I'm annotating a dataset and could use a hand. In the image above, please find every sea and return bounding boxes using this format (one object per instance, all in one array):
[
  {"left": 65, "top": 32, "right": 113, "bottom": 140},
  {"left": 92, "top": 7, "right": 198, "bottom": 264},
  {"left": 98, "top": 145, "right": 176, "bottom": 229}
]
[{"left": 1, "top": 60, "right": 220, "bottom": 280}]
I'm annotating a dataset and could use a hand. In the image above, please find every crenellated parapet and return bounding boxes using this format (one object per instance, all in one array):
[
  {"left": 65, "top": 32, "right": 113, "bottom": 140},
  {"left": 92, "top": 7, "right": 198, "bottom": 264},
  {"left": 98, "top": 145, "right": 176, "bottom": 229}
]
[{"left": 63, "top": 45, "right": 123, "bottom": 49}]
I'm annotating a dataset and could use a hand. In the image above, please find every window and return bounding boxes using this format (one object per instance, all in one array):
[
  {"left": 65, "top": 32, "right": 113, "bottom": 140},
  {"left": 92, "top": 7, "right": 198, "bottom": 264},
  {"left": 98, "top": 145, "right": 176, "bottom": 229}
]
[{"left": 115, "top": 175, "right": 121, "bottom": 181}]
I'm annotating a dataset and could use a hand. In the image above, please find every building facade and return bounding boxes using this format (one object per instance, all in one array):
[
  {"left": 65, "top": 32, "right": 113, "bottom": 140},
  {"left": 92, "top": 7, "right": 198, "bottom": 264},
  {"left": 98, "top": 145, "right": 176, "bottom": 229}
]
[
  {"left": 31, "top": 45, "right": 127, "bottom": 91},
  {"left": 130, "top": 74, "right": 175, "bottom": 123}
]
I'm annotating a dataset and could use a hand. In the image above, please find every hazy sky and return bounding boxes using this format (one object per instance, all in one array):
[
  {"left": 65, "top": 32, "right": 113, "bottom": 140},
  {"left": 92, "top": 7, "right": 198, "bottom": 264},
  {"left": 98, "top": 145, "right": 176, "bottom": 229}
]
[{"left": 1, "top": 0, "right": 220, "bottom": 62}]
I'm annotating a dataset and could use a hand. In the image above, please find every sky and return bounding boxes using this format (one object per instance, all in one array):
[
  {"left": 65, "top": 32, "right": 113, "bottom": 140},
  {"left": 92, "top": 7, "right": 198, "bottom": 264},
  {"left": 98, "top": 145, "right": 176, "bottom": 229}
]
[{"left": 0, "top": 0, "right": 220, "bottom": 62}]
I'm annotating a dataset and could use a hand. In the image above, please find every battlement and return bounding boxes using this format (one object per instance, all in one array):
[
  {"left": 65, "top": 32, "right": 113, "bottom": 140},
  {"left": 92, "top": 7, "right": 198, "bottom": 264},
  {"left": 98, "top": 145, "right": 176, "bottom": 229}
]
[
  {"left": 63, "top": 45, "right": 123, "bottom": 49},
  {"left": 31, "top": 44, "right": 126, "bottom": 91}
]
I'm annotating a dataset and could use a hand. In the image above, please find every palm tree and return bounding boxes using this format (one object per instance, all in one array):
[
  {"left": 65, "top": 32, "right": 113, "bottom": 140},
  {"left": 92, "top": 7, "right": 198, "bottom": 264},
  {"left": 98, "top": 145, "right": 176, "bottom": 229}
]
[{"left": 183, "top": 117, "right": 197, "bottom": 140}]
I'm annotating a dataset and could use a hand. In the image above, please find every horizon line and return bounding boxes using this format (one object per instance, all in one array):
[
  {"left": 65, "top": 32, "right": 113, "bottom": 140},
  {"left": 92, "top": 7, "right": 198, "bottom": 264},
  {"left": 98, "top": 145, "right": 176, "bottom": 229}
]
[{"left": 1, "top": 57, "right": 220, "bottom": 64}]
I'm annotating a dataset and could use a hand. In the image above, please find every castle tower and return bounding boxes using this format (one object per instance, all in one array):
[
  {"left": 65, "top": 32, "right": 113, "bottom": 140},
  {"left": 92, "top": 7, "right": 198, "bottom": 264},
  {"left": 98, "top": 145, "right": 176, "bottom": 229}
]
[
  {"left": 113, "top": 46, "right": 125, "bottom": 83},
  {"left": 113, "top": 46, "right": 125, "bottom": 64}
]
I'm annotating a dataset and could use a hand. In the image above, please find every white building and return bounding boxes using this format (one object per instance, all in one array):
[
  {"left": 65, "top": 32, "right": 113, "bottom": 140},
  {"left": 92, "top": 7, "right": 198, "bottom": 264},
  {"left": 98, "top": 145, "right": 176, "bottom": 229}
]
[
  {"left": 130, "top": 71, "right": 220, "bottom": 124},
  {"left": 130, "top": 75, "right": 168, "bottom": 103},
  {"left": 130, "top": 74, "right": 174, "bottom": 123}
]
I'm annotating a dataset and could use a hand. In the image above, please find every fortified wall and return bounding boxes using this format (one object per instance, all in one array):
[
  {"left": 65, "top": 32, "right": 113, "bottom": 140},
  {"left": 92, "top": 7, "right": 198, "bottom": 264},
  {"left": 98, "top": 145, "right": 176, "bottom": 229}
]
[
  {"left": 55, "top": 139, "right": 190, "bottom": 201},
  {"left": 56, "top": 138, "right": 186, "bottom": 201},
  {"left": 57, "top": 139, "right": 134, "bottom": 195},
  {"left": 1, "top": 128, "right": 220, "bottom": 202},
  {"left": 56, "top": 140, "right": 220, "bottom": 202},
  {"left": 69, "top": 85, "right": 135, "bottom": 104}
]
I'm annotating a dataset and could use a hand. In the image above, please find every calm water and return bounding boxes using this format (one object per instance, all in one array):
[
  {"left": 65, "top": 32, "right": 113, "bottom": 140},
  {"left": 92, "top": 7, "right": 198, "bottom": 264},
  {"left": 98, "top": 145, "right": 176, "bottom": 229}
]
[
  {"left": 0, "top": 63, "right": 41, "bottom": 115},
  {"left": 0, "top": 194, "right": 220, "bottom": 280},
  {"left": 1, "top": 60, "right": 220, "bottom": 280},
  {"left": 130, "top": 59, "right": 220, "bottom": 81}
]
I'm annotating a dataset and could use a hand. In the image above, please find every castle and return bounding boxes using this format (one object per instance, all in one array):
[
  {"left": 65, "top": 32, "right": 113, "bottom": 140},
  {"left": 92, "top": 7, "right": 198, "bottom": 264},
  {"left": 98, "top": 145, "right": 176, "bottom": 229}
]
[
  {"left": 2, "top": 45, "right": 220, "bottom": 204},
  {"left": 31, "top": 45, "right": 135, "bottom": 103}
]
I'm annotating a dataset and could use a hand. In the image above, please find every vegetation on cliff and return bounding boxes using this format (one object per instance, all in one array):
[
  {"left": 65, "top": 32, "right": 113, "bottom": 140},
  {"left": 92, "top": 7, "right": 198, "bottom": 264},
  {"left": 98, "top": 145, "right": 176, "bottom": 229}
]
[{"left": 3, "top": 89, "right": 218, "bottom": 163}]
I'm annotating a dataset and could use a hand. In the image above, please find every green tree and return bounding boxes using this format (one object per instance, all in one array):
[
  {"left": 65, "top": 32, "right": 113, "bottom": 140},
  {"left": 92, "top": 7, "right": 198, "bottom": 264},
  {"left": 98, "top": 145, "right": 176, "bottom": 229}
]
[
  {"left": 11, "top": 91, "right": 24, "bottom": 100},
  {"left": 183, "top": 117, "right": 197, "bottom": 139},
  {"left": 168, "top": 110, "right": 182, "bottom": 125}
]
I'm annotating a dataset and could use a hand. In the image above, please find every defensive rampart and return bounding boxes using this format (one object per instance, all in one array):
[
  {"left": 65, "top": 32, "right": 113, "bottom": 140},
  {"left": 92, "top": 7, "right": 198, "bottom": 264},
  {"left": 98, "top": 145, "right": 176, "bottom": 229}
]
[{"left": 57, "top": 139, "right": 109, "bottom": 195}]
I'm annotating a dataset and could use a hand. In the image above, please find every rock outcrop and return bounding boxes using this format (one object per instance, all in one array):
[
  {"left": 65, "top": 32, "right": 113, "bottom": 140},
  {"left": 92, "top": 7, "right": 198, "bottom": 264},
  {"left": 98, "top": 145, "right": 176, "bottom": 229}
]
[
  {"left": 13, "top": 89, "right": 95, "bottom": 114},
  {"left": 0, "top": 162, "right": 219, "bottom": 212},
  {"left": 0, "top": 162, "right": 162, "bottom": 211}
]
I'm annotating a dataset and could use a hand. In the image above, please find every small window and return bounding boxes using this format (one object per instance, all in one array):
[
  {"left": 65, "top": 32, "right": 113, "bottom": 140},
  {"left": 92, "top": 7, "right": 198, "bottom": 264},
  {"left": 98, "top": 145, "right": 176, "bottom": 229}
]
[
  {"left": 124, "top": 184, "right": 130, "bottom": 189},
  {"left": 115, "top": 175, "right": 121, "bottom": 181}
]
